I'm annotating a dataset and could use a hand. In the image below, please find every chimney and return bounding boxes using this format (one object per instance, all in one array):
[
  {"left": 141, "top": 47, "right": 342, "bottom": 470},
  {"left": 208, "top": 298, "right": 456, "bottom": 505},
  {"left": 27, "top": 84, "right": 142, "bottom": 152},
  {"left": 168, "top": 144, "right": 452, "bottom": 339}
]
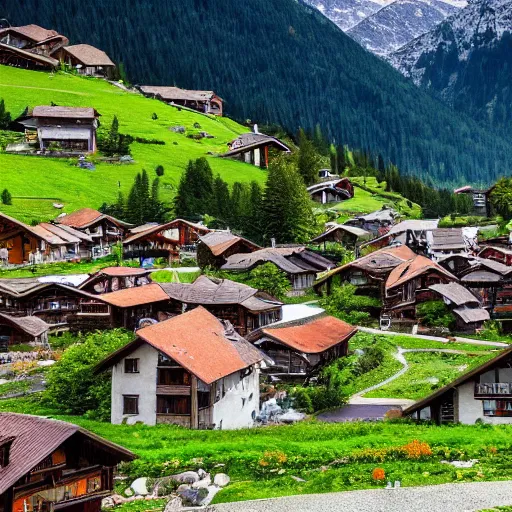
[
  {"left": 253, "top": 124, "right": 259, "bottom": 134},
  {"left": 271, "top": 238, "right": 276, "bottom": 248}
]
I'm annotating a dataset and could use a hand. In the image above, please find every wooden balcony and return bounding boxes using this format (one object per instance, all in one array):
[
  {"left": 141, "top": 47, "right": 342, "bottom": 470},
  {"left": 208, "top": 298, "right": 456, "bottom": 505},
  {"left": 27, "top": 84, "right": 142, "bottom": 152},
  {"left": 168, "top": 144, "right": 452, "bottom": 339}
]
[
  {"left": 156, "top": 384, "right": 191, "bottom": 395},
  {"left": 475, "top": 382, "right": 512, "bottom": 398}
]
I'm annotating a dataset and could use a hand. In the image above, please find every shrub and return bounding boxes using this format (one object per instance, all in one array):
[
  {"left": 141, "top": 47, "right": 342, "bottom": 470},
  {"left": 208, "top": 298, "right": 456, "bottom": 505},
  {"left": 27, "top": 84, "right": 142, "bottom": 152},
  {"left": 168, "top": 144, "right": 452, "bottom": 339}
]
[
  {"left": 354, "top": 346, "right": 385, "bottom": 376},
  {"left": 417, "top": 301, "right": 456, "bottom": 329},
  {"left": 244, "top": 263, "right": 291, "bottom": 300},
  {"left": 155, "top": 165, "right": 165, "bottom": 176},
  {"left": 372, "top": 467, "right": 385, "bottom": 481}
]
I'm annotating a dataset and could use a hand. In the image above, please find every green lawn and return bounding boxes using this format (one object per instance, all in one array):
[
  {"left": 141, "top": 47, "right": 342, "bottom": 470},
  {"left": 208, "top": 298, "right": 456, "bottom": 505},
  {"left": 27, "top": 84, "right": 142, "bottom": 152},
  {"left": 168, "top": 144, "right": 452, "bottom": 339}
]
[{"left": 0, "top": 66, "right": 265, "bottom": 223}]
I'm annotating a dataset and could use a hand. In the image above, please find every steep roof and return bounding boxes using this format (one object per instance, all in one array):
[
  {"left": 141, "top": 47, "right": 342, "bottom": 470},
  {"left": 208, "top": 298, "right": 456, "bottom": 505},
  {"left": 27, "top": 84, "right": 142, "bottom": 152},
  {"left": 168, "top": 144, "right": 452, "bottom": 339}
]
[
  {"left": 429, "top": 228, "right": 466, "bottom": 251},
  {"left": 32, "top": 106, "right": 97, "bottom": 119},
  {"left": 310, "top": 224, "right": 370, "bottom": 244},
  {"left": 0, "top": 211, "right": 68, "bottom": 246},
  {"left": 56, "top": 208, "right": 129, "bottom": 229},
  {"left": 97, "top": 307, "right": 265, "bottom": 384},
  {"left": 404, "top": 347, "right": 512, "bottom": 416},
  {"left": 139, "top": 86, "right": 219, "bottom": 102},
  {"left": 453, "top": 306, "right": 490, "bottom": 324},
  {"left": 100, "top": 283, "right": 169, "bottom": 308},
  {"left": 123, "top": 218, "right": 209, "bottom": 245},
  {"left": 63, "top": 44, "right": 115, "bottom": 66},
  {"left": 221, "top": 132, "right": 290, "bottom": 157},
  {"left": 0, "top": 24, "right": 64, "bottom": 43},
  {"left": 199, "top": 231, "right": 260, "bottom": 257},
  {"left": 221, "top": 247, "right": 334, "bottom": 275},
  {"left": 0, "top": 43, "right": 59, "bottom": 67},
  {"left": 248, "top": 315, "right": 357, "bottom": 354},
  {"left": 0, "top": 314, "right": 50, "bottom": 337},
  {"left": 0, "top": 412, "right": 134, "bottom": 495},
  {"left": 389, "top": 219, "right": 439, "bottom": 235},
  {"left": 386, "top": 255, "right": 457, "bottom": 290},
  {"left": 429, "top": 283, "right": 480, "bottom": 307}
]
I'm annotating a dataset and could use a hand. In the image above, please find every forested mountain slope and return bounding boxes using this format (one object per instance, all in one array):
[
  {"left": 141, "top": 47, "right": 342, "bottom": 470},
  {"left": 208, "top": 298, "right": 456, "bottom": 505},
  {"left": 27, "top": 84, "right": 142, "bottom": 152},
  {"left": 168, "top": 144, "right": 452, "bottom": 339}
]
[
  {"left": 390, "top": 0, "right": 512, "bottom": 130},
  {"left": 5, "top": 0, "right": 512, "bottom": 185}
]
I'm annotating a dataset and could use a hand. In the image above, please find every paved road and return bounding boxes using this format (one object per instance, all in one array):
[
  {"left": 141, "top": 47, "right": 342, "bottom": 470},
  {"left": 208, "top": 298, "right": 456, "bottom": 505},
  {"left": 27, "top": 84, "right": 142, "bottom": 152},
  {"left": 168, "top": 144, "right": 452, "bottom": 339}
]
[{"left": 213, "top": 481, "right": 512, "bottom": 512}]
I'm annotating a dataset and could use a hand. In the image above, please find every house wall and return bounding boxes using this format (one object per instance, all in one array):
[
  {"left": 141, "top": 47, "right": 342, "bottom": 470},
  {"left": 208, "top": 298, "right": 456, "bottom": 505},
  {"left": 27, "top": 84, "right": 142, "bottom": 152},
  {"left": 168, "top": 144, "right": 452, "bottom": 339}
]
[
  {"left": 212, "top": 369, "right": 260, "bottom": 430},
  {"left": 111, "top": 344, "right": 158, "bottom": 425}
]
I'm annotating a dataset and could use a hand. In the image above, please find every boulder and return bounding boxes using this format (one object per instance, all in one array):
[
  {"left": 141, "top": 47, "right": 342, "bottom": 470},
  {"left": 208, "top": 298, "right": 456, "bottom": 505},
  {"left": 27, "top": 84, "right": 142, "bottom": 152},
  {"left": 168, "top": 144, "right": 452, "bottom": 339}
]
[
  {"left": 191, "top": 474, "right": 211, "bottom": 489},
  {"left": 197, "top": 468, "right": 208, "bottom": 479},
  {"left": 101, "top": 497, "right": 115, "bottom": 509},
  {"left": 213, "top": 473, "right": 230, "bottom": 487},
  {"left": 177, "top": 487, "right": 209, "bottom": 506},
  {"left": 124, "top": 487, "right": 133, "bottom": 497},
  {"left": 131, "top": 477, "right": 149, "bottom": 496},
  {"left": 111, "top": 494, "right": 126, "bottom": 505},
  {"left": 170, "top": 471, "right": 200, "bottom": 484},
  {"left": 177, "top": 484, "right": 190, "bottom": 492},
  {"left": 164, "top": 497, "right": 183, "bottom": 511},
  {"left": 201, "top": 486, "right": 220, "bottom": 506}
]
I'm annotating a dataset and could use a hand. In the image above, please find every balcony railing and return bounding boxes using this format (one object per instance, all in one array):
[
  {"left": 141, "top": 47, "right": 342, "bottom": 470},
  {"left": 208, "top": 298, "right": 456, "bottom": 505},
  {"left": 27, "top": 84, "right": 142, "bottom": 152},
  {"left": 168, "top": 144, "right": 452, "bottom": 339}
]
[{"left": 475, "top": 382, "right": 512, "bottom": 397}]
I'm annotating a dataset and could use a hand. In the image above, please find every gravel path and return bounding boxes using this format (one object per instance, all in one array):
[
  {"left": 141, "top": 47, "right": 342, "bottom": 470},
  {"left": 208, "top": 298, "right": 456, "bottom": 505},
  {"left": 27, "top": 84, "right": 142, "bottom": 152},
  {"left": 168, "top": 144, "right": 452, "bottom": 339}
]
[{"left": 212, "top": 481, "right": 512, "bottom": 512}]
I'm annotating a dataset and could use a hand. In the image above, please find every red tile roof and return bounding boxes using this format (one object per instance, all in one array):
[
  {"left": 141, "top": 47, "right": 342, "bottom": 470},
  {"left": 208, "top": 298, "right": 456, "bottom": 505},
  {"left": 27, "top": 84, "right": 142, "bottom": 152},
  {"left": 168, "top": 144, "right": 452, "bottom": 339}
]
[
  {"left": 100, "top": 283, "right": 169, "bottom": 307},
  {"left": 56, "top": 208, "right": 127, "bottom": 229},
  {"left": 199, "top": 231, "right": 260, "bottom": 257},
  {"left": 255, "top": 315, "right": 357, "bottom": 354},
  {"left": 386, "top": 255, "right": 457, "bottom": 290},
  {"left": 97, "top": 307, "right": 265, "bottom": 384},
  {"left": 0, "top": 413, "right": 134, "bottom": 495}
]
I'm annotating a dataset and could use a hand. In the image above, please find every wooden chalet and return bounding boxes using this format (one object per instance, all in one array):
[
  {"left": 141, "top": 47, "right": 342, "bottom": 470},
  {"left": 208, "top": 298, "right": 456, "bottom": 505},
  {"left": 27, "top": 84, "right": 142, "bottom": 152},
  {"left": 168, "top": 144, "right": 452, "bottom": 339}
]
[
  {"left": 247, "top": 314, "right": 356, "bottom": 379},
  {"left": 123, "top": 219, "right": 210, "bottom": 263},
  {"left": 0, "top": 412, "right": 134, "bottom": 512},
  {"left": 426, "top": 228, "right": 467, "bottom": 261},
  {"left": 36, "top": 223, "right": 95, "bottom": 260},
  {"left": 96, "top": 307, "right": 265, "bottom": 429},
  {"left": 479, "top": 246, "right": 512, "bottom": 267},
  {"left": 0, "top": 314, "right": 50, "bottom": 352},
  {"left": 98, "top": 276, "right": 282, "bottom": 334},
  {"left": 313, "top": 245, "right": 417, "bottom": 297},
  {"left": 404, "top": 347, "right": 512, "bottom": 424},
  {"left": 221, "top": 247, "right": 335, "bottom": 292},
  {"left": 0, "top": 279, "right": 110, "bottom": 333},
  {"left": 454, "top": 185, "right": 492, "bottom": 217},
  {"left": 384, "top": 254, "right": 458, "bottom": 325},
  {"left": 0, "top": 24, "right": 67, "bottom": 71},
  {"left": 310, "top": 224, "right": 371, "bottom": 251},
  {"left": 429, "top": 283, "right": 490, "bottom": 333},
  {"left": 307, "top": 178, "right": 354, "bottom": 204},
  {"left": 20, "top": 106, "right": 100, "bottom": 154},
  {"left": 78, "top": 267, "right": 152, "bottom": 294},
  {"left": 344, "top": 207, "right": 399, "bottom": 236},
  {"left": 53, "top": 44, "right": 115, "bottom": 77},
  {"left": 197, "top": 231, "right": 260, "bottom": 268},
  {"left": 138, "top": 86, "right": 223, "bottom": 116},
  {"left": 56, "top": 208, "right": 130, "bottom": 258},
  {"left": 221, "top": 131, "right": 290, "bottom": 168}
]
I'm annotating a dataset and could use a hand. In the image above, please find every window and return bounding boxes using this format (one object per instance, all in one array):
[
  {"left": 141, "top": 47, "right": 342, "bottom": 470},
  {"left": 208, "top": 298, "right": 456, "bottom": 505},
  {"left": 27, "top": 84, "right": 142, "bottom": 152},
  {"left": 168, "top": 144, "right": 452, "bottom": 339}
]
[
  {"left": 87, "top": 475, "right": 102, "bottom": 493},
  {"left": 198, "top": 391, "right": 210, "bottom": 409},
  {"left": 124, "top": 358, "right": 139, "bottom": 374},
  {"left": 483, "top": 400, "right": 512, "bottom": 417},
  {"left": 157, "top": 368, "right": 190, "bottom": 385},
  {"left": 123, "top": 395, "right": 139, "bottom": 415},
  {"left": 157, "top": 395, "right": 190, "bottom": 415}
]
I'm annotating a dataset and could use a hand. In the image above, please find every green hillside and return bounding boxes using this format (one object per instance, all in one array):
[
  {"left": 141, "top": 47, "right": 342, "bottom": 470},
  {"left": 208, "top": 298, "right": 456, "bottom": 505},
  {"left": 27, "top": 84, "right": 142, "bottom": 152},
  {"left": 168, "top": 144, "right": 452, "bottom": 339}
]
[{"left": 0, "top": 66, "right": 264, "bottom": 223}]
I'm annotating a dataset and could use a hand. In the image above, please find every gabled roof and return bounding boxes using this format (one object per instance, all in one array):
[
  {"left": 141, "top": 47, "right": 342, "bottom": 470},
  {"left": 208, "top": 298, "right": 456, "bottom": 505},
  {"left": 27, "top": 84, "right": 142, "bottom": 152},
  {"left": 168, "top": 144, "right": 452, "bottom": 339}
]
[
  {"left": 0, "top": 211, "right": 68, "bottom": 246},
  {"left": 99, "top": 283, "right": 168, "bottom": 308},
  {"left": 346, "top": 208, "right": 399, "bottom": 224},
  {"left": 389, "top": 219, "right": 439, "bottom": 235},
  {"left": 221, "top": 247, "right": 334, "bottom": 275},
  {"left": 139, "top": 86, "right": 220, "bottom": 102},
  {"left": 479, "top": 245, "right": 512, "bottom": 257},
  {"left": 0, "top": 24, "right": 66, "bottom": 44},
  {"left": 404, "top": 347, "right": 512, "bottom": 416},
  {"left": 39, "top": 222, "right": 93, "bottom": 243},
  {"left": 97, "top": 307, "right": 265, "bottom": 384},
  {"left": 429, "top": 228, "right": 466, "bottom": 251},
  {"left": 221, "top": 132, "right": 291, "bottom": 157},
  {"left": 123, "top": 219, "right": 209, "bottom": 245},
  {"left": 63, "top": 44, "right": 115, "bottom": 66},
  {"left": 199, "top": 231, "right": 260, "bottom": 257},
  {"left": 0, "top": 42, "right": 59, "bottom": 67},
  {"left": 310, "top": 224, "right": 370, "bottom": 244},
  {"left": 429, "top": 283, "right": 480, "bottom": 307},
  {"left": 386, "top": 255, "right": 457, "bottom": 290},
  {"left": 56, "top": 208, "right": 129, "bottom": 229},
  {"left": 0, "top": 313, "right": 50, "bottom": 337},
  {"left": 461, "top": 270, "right": 503, "bottom": 284},
  {"left": 453, "top": 306, "right": 490, "bottom": 324},
  {"left": 0, "top": 412, "right": 134, "bottom": 495},
  {"left": 0, "top": 280, "right": 100, "bottom": 300},
  {"left": 306, "top": 178, "right": 353, "bottom": 198},
  {"left": 248, "top": 315, "right": 357, "bottom": 354},
  {"left": 32, "top": 106, "right": 98, "bottom": 119}
]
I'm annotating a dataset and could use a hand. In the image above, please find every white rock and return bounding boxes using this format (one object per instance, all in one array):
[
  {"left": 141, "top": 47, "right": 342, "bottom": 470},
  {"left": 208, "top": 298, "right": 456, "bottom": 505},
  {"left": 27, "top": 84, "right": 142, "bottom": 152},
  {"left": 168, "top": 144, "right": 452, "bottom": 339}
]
[
  {"left": 192, "top": 475, "right": 211, "bottom": 489},
  {"left": 37, "top": 360, "right": 55, "bottom": 367},
  {"left": 101, "top": 497, "right": 115, "bottom": 508},
  {"left": 171, "top": 471, "right": 200, "bottom": 484},
  {"left": 201, "top": 486, "right": 220, "bottom": 506},
  {"left": 131, "top": 477, "right": 149, "bottom": 496},
  {"left": 124, "top": 487, "right": 133, "bottom": 497},
  {"left": 164, "top": 497, "right": 183, "bottom": 511},
  {"left": 197, "top": 468, "right": 208, "bottom": 479},
  {"left": 213, "top": 473, "right": 230, "bottom": 487},
  {"left": 176, "top": 484, "right": 190, "bottom": 492},
  {"left": 441, "top": 459, "right": 479, "bottom": 468}
]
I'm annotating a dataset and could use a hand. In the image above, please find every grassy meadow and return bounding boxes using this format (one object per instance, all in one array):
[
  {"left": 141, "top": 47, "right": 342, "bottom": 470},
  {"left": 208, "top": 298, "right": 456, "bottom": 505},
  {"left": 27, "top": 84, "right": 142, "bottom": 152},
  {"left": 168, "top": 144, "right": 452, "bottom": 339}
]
[{"left": 0, "top": 66, "right": 264, "bottom": 223}]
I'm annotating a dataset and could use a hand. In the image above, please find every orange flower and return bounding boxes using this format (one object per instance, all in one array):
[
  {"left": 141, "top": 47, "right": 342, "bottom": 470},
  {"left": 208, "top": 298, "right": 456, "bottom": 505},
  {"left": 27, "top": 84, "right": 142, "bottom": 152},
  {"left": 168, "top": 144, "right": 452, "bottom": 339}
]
[{"left": 372, "top": 467, "right": 386, "bottom": 481}]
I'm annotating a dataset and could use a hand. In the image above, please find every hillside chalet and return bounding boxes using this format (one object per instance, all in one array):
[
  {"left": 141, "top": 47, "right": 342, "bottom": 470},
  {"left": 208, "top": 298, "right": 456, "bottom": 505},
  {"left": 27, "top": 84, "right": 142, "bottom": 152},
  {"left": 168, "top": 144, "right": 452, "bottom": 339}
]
[
  {"left": 247, "top": 314, "right": 357, "bottom": 379},
  {"left": 426, "top": 228, "right": 467, "bottom": 261},
  {"left": 54, "top": 44, "right": 115, "bottom": 77},
  {"left": 344, "top": 207, "right": 399, "bottom": 236},
  {"left": 56, "top": 208, "right": 129, "bottom": 258},
  {"left": 138, "top": 86, "right": 223, "bottom": 116},
  {"left": 307, "top": 178, "right": 354, "bottom": 204},
  {"left": 20, "top": 106, "right": 100, "bottom": 154},
  {"left": 0, "top": 24, "right": 67, "bottom": 70},
  {"left": 0, "top": 413, "right": 134, "bottom": 512},
  {"left": 310, "top": 224, "right": 371, "bottom": 251},
  {"left": 404, "top": 347, "right": 512, "bottom": 424},
  {"left": 96, "top": 307, "right": 265, "bottom": 429},
  {"left": 98, "top": 276, "right": 282, "bottom": 334},
  {"left": 221, "top": 132, "right": 290, "bottom": 168},
  {"left": 197, "top": 231, "right": 260, "bottom": 268},
  {"left": 221, "top": 247, "right": 335, "bottom": 292},
  {"left": 454, "top": 185, "right": 492, "bottom": 217},
  {"left": 0, "top": 314, "right": 50, "bottom": 352}
]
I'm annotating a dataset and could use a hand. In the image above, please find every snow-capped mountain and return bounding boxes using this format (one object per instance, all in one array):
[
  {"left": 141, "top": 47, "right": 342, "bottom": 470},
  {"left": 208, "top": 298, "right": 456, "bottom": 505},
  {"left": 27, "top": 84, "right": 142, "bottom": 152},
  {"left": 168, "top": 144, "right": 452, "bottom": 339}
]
[
  {"left": 304, "top": 0, "right": 393, "bottom": 31},
  {"left": 347, "top": 0, "right": 466, "bottom": 55},
  {"left": 389, "top": 0, "right": 512, "bottom": 128}
]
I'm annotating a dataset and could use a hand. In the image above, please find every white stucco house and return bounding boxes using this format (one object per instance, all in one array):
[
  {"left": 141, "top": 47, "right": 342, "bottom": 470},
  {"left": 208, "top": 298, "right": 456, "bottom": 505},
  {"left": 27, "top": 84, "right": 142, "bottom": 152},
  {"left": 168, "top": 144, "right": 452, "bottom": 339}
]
[
  {"left": 404, "top": 347, "right": 512, "bottom": 424},
  {"left": 96, "top": 307, "right": 265, "bottom": 429}
]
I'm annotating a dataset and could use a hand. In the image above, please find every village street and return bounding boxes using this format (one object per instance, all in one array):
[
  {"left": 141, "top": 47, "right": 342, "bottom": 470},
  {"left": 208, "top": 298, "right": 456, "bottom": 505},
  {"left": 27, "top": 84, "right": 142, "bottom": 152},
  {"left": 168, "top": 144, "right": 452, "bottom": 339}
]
[{"left": 212, "top": 481, "right": 512, "bottom": 511}]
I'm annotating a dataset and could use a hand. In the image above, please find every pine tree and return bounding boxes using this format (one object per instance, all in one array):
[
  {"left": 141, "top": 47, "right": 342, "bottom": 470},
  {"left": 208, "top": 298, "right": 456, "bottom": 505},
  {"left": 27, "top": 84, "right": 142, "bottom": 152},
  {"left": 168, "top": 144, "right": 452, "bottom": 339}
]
[
  {"left": 297, "top": 129, "right": 321, "bottom": 186},
  {"left": 262, "top": 156, "right": 315, "bottom": 244},
  {"left": 1, "top": 189, "right": 12, "bottom": 205},
  {"left": 0, "top": 99, "right": 11, "bottom": 129},
  {"left": 212, "top": 174, "right": 230, "bottom": 222}
]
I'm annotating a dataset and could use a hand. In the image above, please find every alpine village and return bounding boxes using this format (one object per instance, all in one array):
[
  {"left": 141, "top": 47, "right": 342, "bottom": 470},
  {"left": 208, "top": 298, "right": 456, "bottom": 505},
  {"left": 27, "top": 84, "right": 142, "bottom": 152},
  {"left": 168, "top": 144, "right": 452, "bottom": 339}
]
[{"left": 3, "top": 1, "right": 512, "bottom": 510}]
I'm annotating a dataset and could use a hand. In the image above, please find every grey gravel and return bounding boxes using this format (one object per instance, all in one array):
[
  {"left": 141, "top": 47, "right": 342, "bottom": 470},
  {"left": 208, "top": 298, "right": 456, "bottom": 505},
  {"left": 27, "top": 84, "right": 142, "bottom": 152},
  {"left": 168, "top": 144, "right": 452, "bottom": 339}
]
[{"left": 212, "top": 481, "right": 512, "bottom": 512}]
